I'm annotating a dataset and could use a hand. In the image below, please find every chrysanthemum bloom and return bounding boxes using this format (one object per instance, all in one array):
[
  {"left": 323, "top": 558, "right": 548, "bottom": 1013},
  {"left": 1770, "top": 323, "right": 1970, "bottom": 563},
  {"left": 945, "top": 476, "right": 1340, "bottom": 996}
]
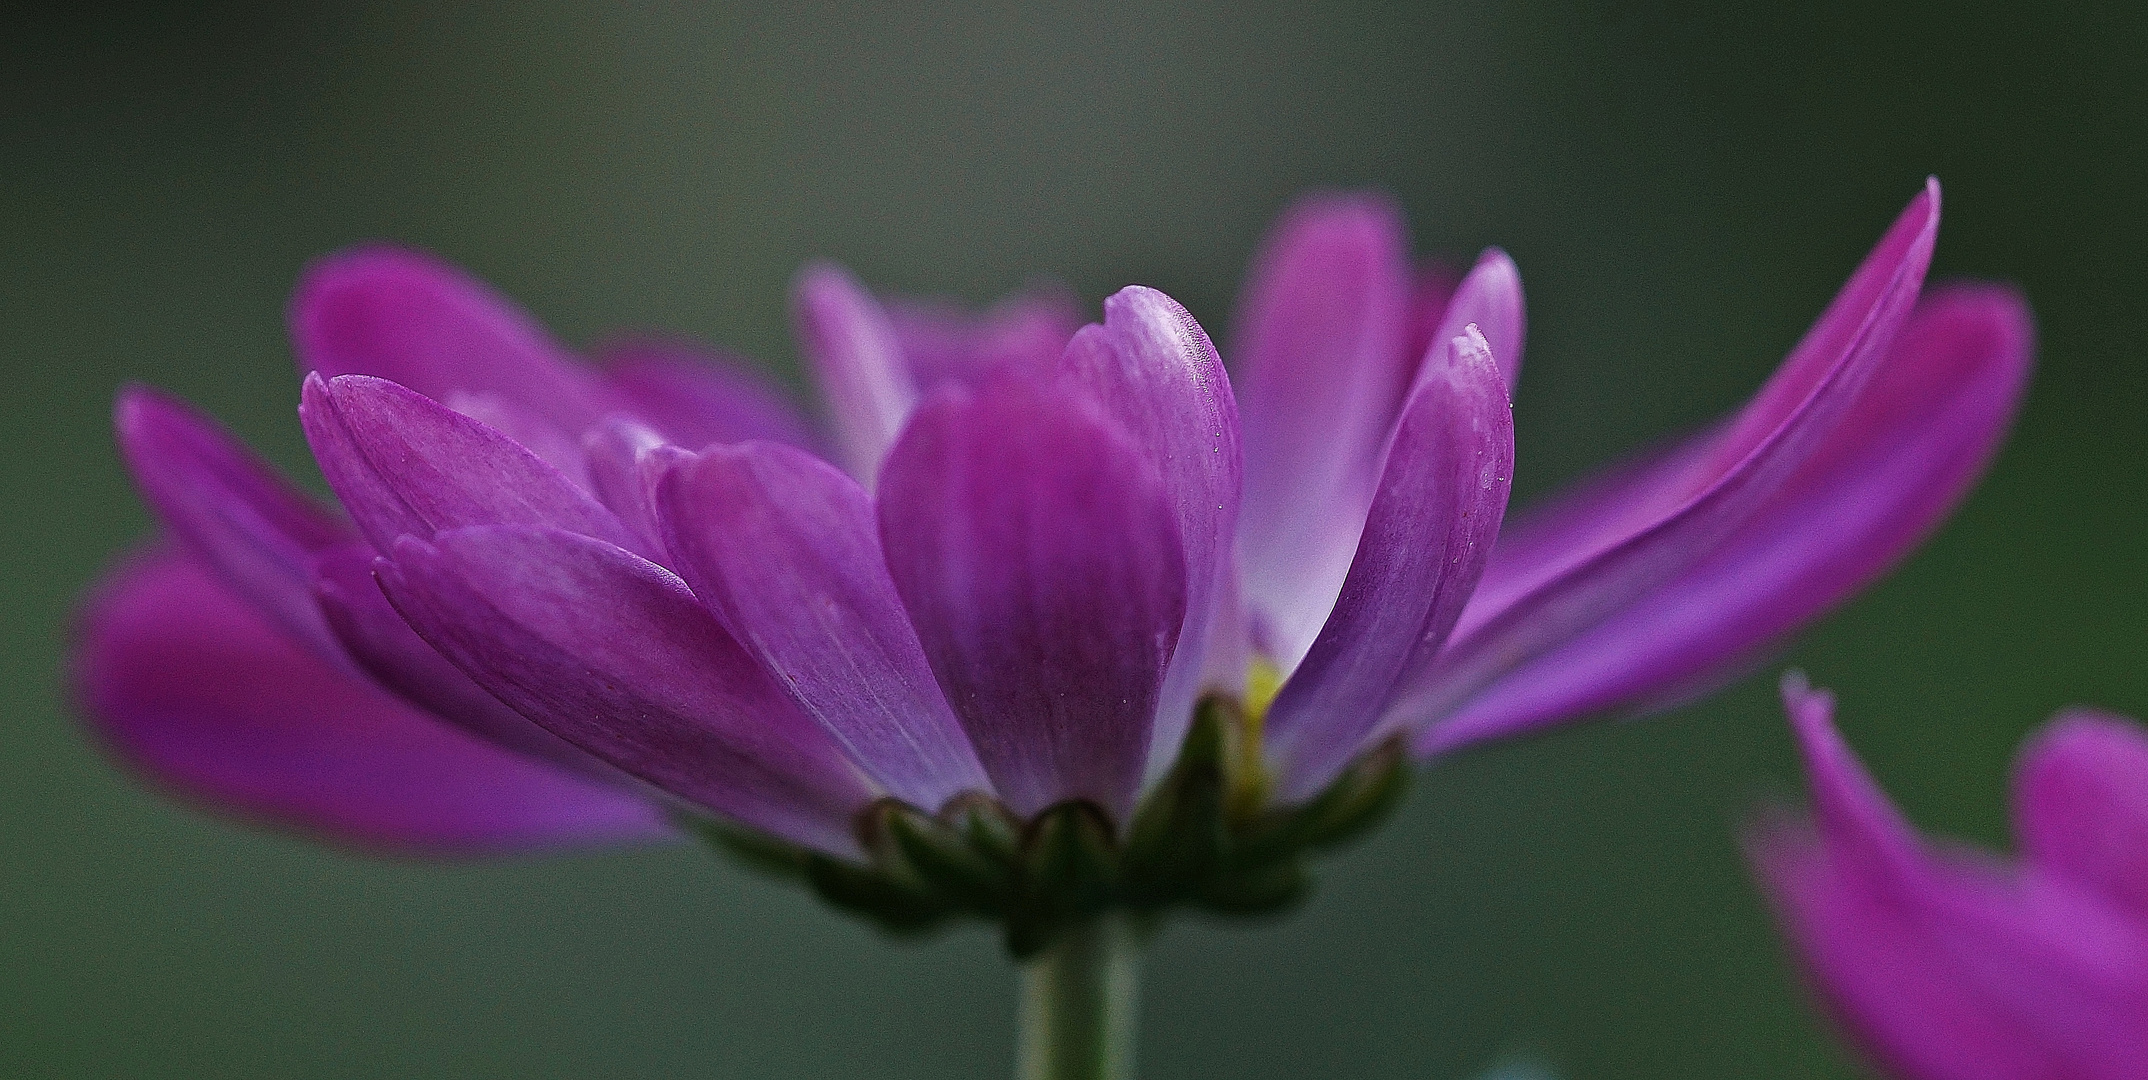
[
  {"left": 73, "top": 179, "right": 2025, "bottom": 1077},
  {"left": 1750, "top": 675, "right": 2148, "bottom": 1080}
]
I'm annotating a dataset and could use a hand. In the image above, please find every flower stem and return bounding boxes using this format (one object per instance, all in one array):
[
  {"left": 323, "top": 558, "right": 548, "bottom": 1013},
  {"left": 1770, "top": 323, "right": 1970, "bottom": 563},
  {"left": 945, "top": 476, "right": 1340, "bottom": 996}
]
[{"left": 1016, "top": 918, "right": 1141, "bottom": 1080}]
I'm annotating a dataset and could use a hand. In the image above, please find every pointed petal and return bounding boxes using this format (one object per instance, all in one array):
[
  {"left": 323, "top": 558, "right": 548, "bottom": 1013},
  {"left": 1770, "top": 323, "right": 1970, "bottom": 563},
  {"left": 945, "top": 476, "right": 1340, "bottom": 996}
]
[
  {"left": 299, "top": 373, "right": 642, "bottom": 556},
  {"left": 1398, "top": 181, "right": 1942, "bottom": 748},
  {"left": 113, "top": 387, "right": 354, "bottom": 661},
  {"left": 311, "top": 543, "right": 616, "bottom": 780},
  {"left": 1233, "top": 194, "right": 1414, "bottom": 668},
  {"left": 290, "top": 245, "right": 617, "bottom": 433},
  {"left": 598, "top": 335, "right": 822, "bottom": 452},
  {"left": 1421, "top": 284, "right": 2029, "bottom": 750},
  {"left": 793, "top": 263, "right": 917, "bottom": 484},
  {"left": 2014, "top": 709, "right": 2148, "bottom": 918},
  {"left": 658, "top": 442, "right": 989, "bottom": 810},
  {"left": 877, "top": 379, "right": 1187, "bottom": 820},
  {"left": 1266, "top": 327, "right": 1513, "bottom": 798},
  {"left": 378, "top": 526, "right": 877, "bottom": 855},
  {"left": 73, "top": 550, "right": 667, "bottom": 853},
  {"left": 1060, "top": 286, "right": 1243, "bottom": 776}
]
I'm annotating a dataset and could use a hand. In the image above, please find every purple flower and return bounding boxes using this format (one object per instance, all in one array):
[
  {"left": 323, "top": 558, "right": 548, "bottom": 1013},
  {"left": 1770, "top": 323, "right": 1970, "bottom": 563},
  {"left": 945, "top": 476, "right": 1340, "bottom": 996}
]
[
  {"left": 1749, "top": 675, "right": 2148, "bottom": 1080},
  {"left": 73, "top": 181, "right": 2027, "bottom": 885}
]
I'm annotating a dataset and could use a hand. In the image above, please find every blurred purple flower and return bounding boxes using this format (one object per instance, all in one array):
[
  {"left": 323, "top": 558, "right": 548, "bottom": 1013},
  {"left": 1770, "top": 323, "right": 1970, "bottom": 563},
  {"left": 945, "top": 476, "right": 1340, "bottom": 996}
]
[
  {"left": 1750, "top": 675, "right": 2148, "bottom": 1080},
  {"left": 73, "top": 179, "right": 2027, "bottom": 863}
]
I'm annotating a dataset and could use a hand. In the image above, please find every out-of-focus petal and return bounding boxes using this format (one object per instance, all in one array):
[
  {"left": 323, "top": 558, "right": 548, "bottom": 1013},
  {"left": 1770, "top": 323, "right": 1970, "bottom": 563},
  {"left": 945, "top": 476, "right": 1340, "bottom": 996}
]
[
  {"left": 1749, "top": 822, "right": 2066, "bottom": 1080},
  {"left": 73, "top": 550, "right": 668, "bottom": 853},
  {"left": 299, "top": 373, "right": 643, "bottom": 557},
  {"left": 2015, "top": 710, "right": 2148, "bottom": 918},
  {"left": 878, "top": 378, "right": 1187, "bottom": 820},
  {"left": 1400, "top": 263, "right": 1463, "bottom": 393},
  {"left": 311, "top": 543, "right": 614, "bottom": 780},
  {"left": 1395, "top": 181, "right": 1941, "bottom": 748},
  {"left": 1233, "top": 193, "right": 1414, "bottom": 669},
  {"left": 378, "top": 526, "right": 877, "bottom": 856},
  {"left": 1751, "top": 678, "right": 2148, "bottom": 1080},
  {"left": 598, "top": 335, "right": 822, "bottom": 452},
  {"left": 885, "top": 285, "right": 1082, "bottom": 390},
  {"left": 793, "top": 263, "right": 917, "bottom": 485},
  {"left": 113, "top": 386, "right": 353, "bottom": 661},
  {"left": 1420, "top": 284, "right": 2030, "bottom": 751},
  {"left": 658, "top": 442, "right": 989, "bottom": 811},
  {"left": 1267, "top": 327, "right": 1513, "bottom": 799},
  {"left": 1060, "top": 286, "right": 1242, "bottom": 777},
  {"left": 289, "top": 245, "right": 618, "bottom": 434}
]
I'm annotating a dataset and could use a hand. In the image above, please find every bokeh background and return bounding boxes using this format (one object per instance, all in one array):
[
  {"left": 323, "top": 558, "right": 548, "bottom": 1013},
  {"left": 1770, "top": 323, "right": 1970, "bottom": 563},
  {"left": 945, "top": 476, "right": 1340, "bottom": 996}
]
[{"left": 4, "top": 2, "right": 2144, "bottom": 1076}]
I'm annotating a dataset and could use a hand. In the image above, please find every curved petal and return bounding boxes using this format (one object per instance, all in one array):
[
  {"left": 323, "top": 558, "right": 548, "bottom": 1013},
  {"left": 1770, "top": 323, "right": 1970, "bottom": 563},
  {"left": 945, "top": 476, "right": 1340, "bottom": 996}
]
[
  {"left": 1060, "top": 286, "right": 1243, "bottom": 777},
  {"left": 1232, "top": 193, "right": 1413, "bottom": 668},
  {"left": 290, "top": 245, "right": 618, "bottom": 434},
  {"left": 598, "top": 335, "right": 823, "bottom": 452},
  {"left": 793, "top": 263, "right": 917, "bottom": 485},
  {"left": 311, "top": 543, "right": 617, "bottom": 781},
  {"left": 1421, "top": 249, "right": 1524, "bottom": 398},
  {"left": 877, "top": 378, "right": 1187, "bottom": 820},
  {"left": 1420, "top": 284, "right": 2029, "bottom": 751},
  {"left": 658, "top": 441, "right": 989, "bottom": 811},
  {"left": 299, "top": 373, "right": 643, "bottom": 557},
  {"left": 885, "top": 285, "right": 1083, "bottom": 390},
  {"left": 113, "top": 386, "right": 353, "bottom": 662},
  {"left": 1394, "top": 181, "right": 1942, "bottom": 746},
  {"left": 1266, "top": 327, "right": 1513, "bottom": 799},
  {"left": 2014, "top": 709, "right": 2148, "bottom": 918},
  {"left": 378, "top": 526, "right": 877, "bottom": 855},
  {"left": 72, "top": 550, "right": 668, "bottom": 853}
]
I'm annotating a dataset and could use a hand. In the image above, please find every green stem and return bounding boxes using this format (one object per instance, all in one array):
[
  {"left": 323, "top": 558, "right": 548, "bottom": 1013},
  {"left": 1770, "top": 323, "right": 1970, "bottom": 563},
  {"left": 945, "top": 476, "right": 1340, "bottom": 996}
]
[{"left": 1016, "top": 918, "right": 1141, "bottom": 1080}]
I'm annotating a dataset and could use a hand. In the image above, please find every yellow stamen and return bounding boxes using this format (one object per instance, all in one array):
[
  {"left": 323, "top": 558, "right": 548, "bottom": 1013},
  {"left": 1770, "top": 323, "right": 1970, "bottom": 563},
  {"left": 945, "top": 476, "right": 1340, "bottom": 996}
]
[{"left": 1227, "top": 657, "right": 1285, "bottom": 820}]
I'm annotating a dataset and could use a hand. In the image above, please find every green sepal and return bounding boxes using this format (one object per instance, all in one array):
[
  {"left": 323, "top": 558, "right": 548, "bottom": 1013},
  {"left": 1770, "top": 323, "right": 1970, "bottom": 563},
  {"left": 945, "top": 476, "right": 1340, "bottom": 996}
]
[
  {"left": 1289, "top": 736, "right": 1410, "bottom": 851},
  {"left": 803, "top": 853, "right": 947, "bottom": 935},
  {"left": 884, "top": 802, "right": 1013, "bottom": 913},
  {"left": 1121, "top": 703, "right": 1228, "bottom": 904},
  {"left": 1007, "top": 802, "right": 1119, "bottom": 958},
  {"left": 682, "top": 813, "right": 811, "bottom": 881},
  {"left": 1200, "top": 859, "right": 1311, "bottom": 916}
]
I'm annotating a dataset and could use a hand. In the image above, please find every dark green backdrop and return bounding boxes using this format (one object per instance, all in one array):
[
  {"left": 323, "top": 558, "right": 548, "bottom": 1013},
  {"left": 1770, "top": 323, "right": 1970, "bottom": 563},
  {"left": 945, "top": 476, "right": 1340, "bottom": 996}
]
[{"left": 5, "top": 3, "right": 2143, "bottom": 1077}]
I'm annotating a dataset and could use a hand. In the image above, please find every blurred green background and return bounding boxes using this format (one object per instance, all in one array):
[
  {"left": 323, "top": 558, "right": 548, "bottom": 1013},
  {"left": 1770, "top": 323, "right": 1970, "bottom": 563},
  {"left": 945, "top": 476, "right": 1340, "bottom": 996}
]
[{"left": 4, "top": 2, "right": 2144, "bottom": 1076}]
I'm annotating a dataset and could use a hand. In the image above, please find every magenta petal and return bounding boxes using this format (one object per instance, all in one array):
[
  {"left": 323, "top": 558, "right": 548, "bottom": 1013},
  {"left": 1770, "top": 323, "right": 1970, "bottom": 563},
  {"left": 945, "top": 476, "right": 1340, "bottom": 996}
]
[
  {"left": 378, "top": 526, "right": 877, "bottom": 855},
  {"left": 1421, "top": 284, "right": 2031, "bottom": 750},
  {"left": 1266, "top": 328, "right": 1514, "bottom": 799},
  {"left": 113, "top": 387, "right": 355, "bottom": 661},
  {"left": 1751, "top": 678, "right": 2148, "bottom": 1080},
  {"left": 878, "top": 379, "right": 1188, "bottom": 820},
  {"left": 599, "top": 336, "right": 823, "bottom": 452},
  {"left": 2014, "top": 710, "right": 2148, "bottom": 918},
  {"left": 885, "top": 286, "right": 1083, "bottom": 390},
  {"left": 311, "top": 543, "right": 614, "bottom": 781},
  {"left": 1397, "top": 181, "right": 1941, "bottom": 749},
  {"left": 1233, "top": 194, "right": 1414, "bottom": 669},
  {"left": 1422, "top": 249, "right": 1525, "bottom": 397},
  {"left": 580, "top": 417, "right": 686, "bottom": 557},
  {"left": 300, "top": 373, "right": 643, "bottom": 556},
  {"left": 74, "top": 550, "right": 668, "bottom": 853},
  {"left": 658, "top": 443, "right": 989, "bottom": 811},
  {"left": 1060, "top": 286, "right": 1243, "bottom": 776},
  {"left": 290, "top": 245, "right": 618, "bottom": 434},
  {"left": 793, "top": 263, "right": 918, "bottom": 485}
]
